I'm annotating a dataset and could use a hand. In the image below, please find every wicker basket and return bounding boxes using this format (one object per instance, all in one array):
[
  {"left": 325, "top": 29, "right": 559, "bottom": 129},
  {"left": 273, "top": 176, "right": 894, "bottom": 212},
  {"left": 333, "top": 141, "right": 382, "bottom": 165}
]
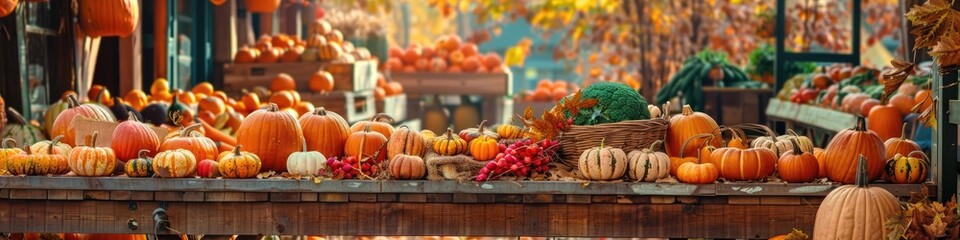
[{"left": 557, "top": 118, "right": 669, "bottom": 168}]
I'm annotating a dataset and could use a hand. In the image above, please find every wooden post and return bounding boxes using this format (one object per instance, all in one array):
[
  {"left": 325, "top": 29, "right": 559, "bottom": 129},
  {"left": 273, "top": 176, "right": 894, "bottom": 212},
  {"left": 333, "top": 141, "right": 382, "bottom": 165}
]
[
  {"left": 935, "top": 67, "right": 958, "bottom": 202},
  {"left": 212, "top": 0, "right": 237, "bottom": 89},
  {"left": 119, "top": 0, "right": 144, "bottom": 94}
]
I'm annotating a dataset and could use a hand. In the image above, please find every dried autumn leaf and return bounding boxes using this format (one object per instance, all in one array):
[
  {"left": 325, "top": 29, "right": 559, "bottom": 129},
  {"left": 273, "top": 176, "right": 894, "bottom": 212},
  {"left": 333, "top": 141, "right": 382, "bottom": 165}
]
[
  {"left": 784, "top": 228, "right": 810, "bottom": 240},
  {"left": 905, "top": 0, "right": 960, "bottom": 50},
  {"left": 925, "top": 214, "right": 949, "bottom": 237},
  {"left": 881, "top": 58, "right": 916, "bottom": 103},
  {"left": 930, "top": 29, "right": 960, "bottom": 74},
  {"left": 919, "top": 97, "right": 938, "bottom": 130}
]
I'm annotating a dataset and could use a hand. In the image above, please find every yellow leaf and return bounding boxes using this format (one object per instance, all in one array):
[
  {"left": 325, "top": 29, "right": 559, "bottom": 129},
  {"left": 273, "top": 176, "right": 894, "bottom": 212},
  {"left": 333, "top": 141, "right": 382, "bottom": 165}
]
[
  {"left": 930, "top": 29, "right": 960, "bottom": 71},
  {"left": 504, "top": 46, "right": 528, "bottom": 67},
  {"left": 313, "top": 177, "right": 322, "bottom": 184}
]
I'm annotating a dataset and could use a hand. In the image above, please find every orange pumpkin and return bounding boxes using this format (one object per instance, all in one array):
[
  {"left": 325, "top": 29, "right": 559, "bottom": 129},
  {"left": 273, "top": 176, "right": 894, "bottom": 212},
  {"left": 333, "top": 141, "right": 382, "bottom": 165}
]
[
  {"left": 198, "top": 97, "right": 226, "bottom": 115},
  {"left": 152, "top": 149, "right": 197, "bottom": 178},
  {"left": 88, "top": 85, "right": 115, "bottom": 107},
  {"left": 867, "top": 104, "right": 903, "bottom": 141},
  {"left": 158, "top": 124, "right": 219, "bottom": 162},
  {"left": 675, "top": 153, "right": 719, "bottom": 184},
  {"left": 124, "top": 89, "right": 149, "bottom": 110},
  {"left": 813, "top": 147, "right": 827, "bottom": 178},
  {"left": 710, "top": 147, "right": 777, "bottom": 181},
  {"left": 299, "top": 107, "right": 351, "bottom": 158},
  {"left": 666, "top": 105, "right": 721, "bottom": 158},
  {"left": 271, "top": 73, "right": 296, "bottom": 92},
  {"left": 175, "top": 90, "right": 197, "bottom": 105},
  {"left": 915, "top": 90, "right": 933, "bottom": 111},
  {"left": 309, "top": 70, "right": 335, "bottom": 92},
  {"left": 669, "top": 134, "right": 712, "bottom": 176},
  {"left": 294, "top": 102, "right": 315, "bottom": 116},
  {"left": 0, "top": 0, "right": 17, "bottom": 18},
  {"left": 241, "top": 90, "right": 261, "bottom": 112},
  {"left": 350, "top": 113, "right": 396, "bottom": 138},
  {"left": 884, "top": 123, "right": 922, "bottom": 160},
  {"left": 777, "top": 139, "right": 820, "bottom": 183},
  {"left": 217, "top": 145, "right": 262, "bottom": 179},
  {"left": 344, "top": 124, "right": 389, "bottom": 163},
  {"left": 111, "top": 113, "right": 160, "bottom": 162},
  {"left": 390, "top": 154, "right": 426, "bottom": 180},
  {"left": 258, "top": 47, "right": 281, "bottom": 63},
  {"left": 823, "top": 116, "right": 885, "bottom": 184},
  {"left": 51, "top": 95, "right": 117, "bottom": 146},
  {"left": 191, "top": 82, "right": 215, "bottom": 96},
  {"left": 79, "top": 0, "right": 140, "bottom": 37},
  {"left": 68, "top": 131, "right": 118, "bottom": 177},
  {"left": 269, "top": 90, "right": 297, "bottom": 109},
  {"left": 236, "top": 103, "right": 304, "bottom": 172},
  {"left": 234, "top": 46, "right": 260, "bottom": 63},
  {"left": 374, "top": 87, "right": 387, "bottom": 100},
  {"left": 385, "top": 82, "right": 404, "bottom": 96},
  {"left": 244, "top": 0, "right": 280, "bottom": 13},
  {"left": 888, "top": 93, "right": 914, "bottom": 115}
]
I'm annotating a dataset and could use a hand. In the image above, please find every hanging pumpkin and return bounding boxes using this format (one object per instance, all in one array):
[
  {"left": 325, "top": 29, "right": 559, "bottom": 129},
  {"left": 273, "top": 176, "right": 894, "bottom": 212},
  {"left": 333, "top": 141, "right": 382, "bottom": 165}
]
[
  {"left": 458, "top": 120, "right": 499, "bottom": 143},
  {"left": 79, "top": 0, "right": 140, "bottom": 37},
  {"left": 387, "top": 126, "right": 426, "bottom": 159},
  {"left": 0, "top": 138, "right": 24, "bottom": 173},
  {"left": 627, "top": 140, "right": 670, "bottom": 182},
  {"left": 469, "top": 135, "right": 499, "bottom": 161},
  {"left": 710, "top": 147, "right": 777, "bottom": 182},
  {"left": 111, "top": 112, "right": 160, "bottom": 162},
  {"left": 885, "top": 151, "right": 928, "bottom": 184},
  {"left": 286, "top": 139, "right": 326, "bottom": 177},
  {"left": 236, "top": 103, "right": 304, "bottom": 172},
  {"left": 777, "top": 139, "right": 820, "bottom": 183},
  {"left": 349, "top": 113, "right": 395, "bottom": 138},
  {"left": 666, "top": 105, "right": 721, "bottom": 158},
  {"left": 578, "top": 139, "right": 627, "bottom": 181},
  {"left": 159, "top": 124, "right": 219, "bottom": 162},
  {"left": 823, "top": 116, "right": 885, "bottom": 184},
  {"left": 675, "top": 153, "right": 719, "bottom": 184},
  {"left": 299, "top": 107, "right": 350, "bottom": 158},
  {"left": 51, "top": 95, "right": 116, "bottom": 146},
  {"left": 124, "top": 150, "right": 154, "bottom": 177},
  {"left": 196, "top": 159, "right": 221, "bottom": 178},
  {"left": 152, "top": 149, "right": 197, "bottom": 178},
  {"left": 67, "top": 132, "right": 117, "bottom": 177},
  {"left": 217, "top": 145, "right": 262, "bottom": 179},
  {"left": 244, "top": 0, "right": 280, "bottom": 13},
  {"left": 0, "top": 0, "right": 17, "bottom": 18},
  {"left": 813, "top": 156, "right": 898, "bottom": 239},
  {"left": 390, "top": 154, "right": 426, "bottom": 180},
  {"left": 432, "top": 128, "right": 467, "bottom": 156},
  {"left": 344, "top": 124, "right": 389, "bottom": 163},
  {"left": 884, "top": 123, "right": 922, "bottom": 160},
  {"left": 1, "top": 108, "right": 47, "bottom": 145}
]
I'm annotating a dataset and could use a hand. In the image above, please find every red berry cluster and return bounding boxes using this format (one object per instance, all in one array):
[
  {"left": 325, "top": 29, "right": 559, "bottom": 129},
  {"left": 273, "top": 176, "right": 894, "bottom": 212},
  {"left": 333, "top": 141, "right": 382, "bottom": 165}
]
[
  {"left": 476, "top": 139, "right": 559, "bottom": 181},
  {"left": 325, "top": 156, "right": 381, "bottom": 179}
]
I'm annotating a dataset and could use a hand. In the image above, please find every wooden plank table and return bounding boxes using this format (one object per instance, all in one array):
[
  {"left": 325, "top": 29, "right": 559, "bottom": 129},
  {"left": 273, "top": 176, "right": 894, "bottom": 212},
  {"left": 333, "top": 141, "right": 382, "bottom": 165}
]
[{"left": 0, "top": 177, "right": 933, "bottom": 238}]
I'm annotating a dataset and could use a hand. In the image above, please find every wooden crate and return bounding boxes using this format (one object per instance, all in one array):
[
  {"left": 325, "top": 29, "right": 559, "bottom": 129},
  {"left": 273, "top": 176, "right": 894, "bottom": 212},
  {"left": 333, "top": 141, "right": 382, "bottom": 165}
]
[
  {"left": 702, "top": 87, "right": 775, "bottom": 126},
  {"left": 300, "top": 90, "right": 375, "bottom": 123},
  {"left": 323, "top": 60, "right": 378, "bottom": 92},
  {"left": 376, "top": 94, "right": 407, "bottom": 121},
  {"left": 390, "top": 68, "right": 513, "bottom": 96},
  {"left": 222, "top": 62, "right": 324, "bottom": 95}
]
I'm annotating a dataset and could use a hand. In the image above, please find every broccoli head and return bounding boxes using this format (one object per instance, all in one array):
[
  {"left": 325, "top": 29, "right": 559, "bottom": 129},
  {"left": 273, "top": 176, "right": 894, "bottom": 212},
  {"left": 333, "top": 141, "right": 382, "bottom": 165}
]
[{"left": 564, "top": 82, "right": 650, "bottom": 125}]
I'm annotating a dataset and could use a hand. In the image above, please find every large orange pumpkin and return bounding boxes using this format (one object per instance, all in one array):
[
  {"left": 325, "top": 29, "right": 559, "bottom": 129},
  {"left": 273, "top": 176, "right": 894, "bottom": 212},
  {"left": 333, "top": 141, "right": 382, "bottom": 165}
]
[
  {"left": 344, "top": 124, "right": 389, "bottom": 163},
  {"left": 813, "top": 157, "right": 898, "bottom": 239},
  {"left": 299, "top": 107, "right": 351, "bottom": 158},
  {"left": 709, "top": 147, "right": 777, "bottom": 181},
  {"left": 884, "top": 123, "right": 922, "bottom": 160},
  {"left": 111, "top": 113, "right": 160, "bottom": 162},
  {"left": 236, "top": 103, "right": 304, "bottom": 172},
  {"left": 867, "top": 104, "right": 903, "bottom": 141},
  {"left": 244, "top": 0, "right": 280, "bottom": 13},
  {"left": 51, "top": 94, "right": 117, "bottom": 146},
  {"left": 79, "top": 0, "right": 140, "bottom": 37},
  {"left": 822, "top": 116, "right": 886, "bottom": 184},
  {"left": 0, "top": 0, "right": 17, "bottom": 18},
  {"left": 666, "top": 105, "right": 721, "bottom": 158},
  {"left": 159, "top": 124, "right": 219, "bottom": 162},
  {"left": 350, "top": 113, "right": 395, "bottom": 138}
]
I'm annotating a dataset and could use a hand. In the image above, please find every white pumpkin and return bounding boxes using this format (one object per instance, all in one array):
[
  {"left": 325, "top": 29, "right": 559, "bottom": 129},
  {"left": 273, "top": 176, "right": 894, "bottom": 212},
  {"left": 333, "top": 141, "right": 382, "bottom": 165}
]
[
  {"left": 286, "top": 141, "right": 327, "bottom": 177},
  {"left": 647, "top": 105, "right": 662, "bottom": 118},
  {"left": 627, "top": 140, "right": 670, "bottom": 182}
]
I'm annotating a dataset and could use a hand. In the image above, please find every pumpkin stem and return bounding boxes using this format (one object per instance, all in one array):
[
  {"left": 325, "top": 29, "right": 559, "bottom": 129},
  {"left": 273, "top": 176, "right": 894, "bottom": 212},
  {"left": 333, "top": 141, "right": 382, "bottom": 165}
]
[
  {"left": 66, "top": 94, "right": 80, "bottom": 108},
  {"left": 853, "top": 115, "right": 868, "bottom": 132},
  {"left": 899, "top": 123, "right": 909, "bottom": 140},
  {"left": 233, "top": 145, "right": 243, "bottom": 156},
  {"left": 646, "top": 140, "right": 662, "bottom": 153},
  {"left": 6, "top": 107, "right": 27, "bottom": 125},
  {"left": 855, "top": 155, "right": 869, "bottom": 187},
  {"left": 49, "top": 135, "right": 63, "bottom": 155},
  {"left": 908, "top": 150, "right": 929, "bottom": 162},
  {"left": 788, "top": 138, "right": 804, "bottom": 155},
  {"left": 314, "top": 107, "right": 327, "bottom": 116},
  {"left": 22, "top": 145, "right": 31, "bottom": 155},
  {"left": 680, "top": 104, "right": 693, "bottom": 116},
  {"left": 89, "top": 131, "right": 100, "bottom": 147},
  {"left": 138, "top": 149, "right": 150, "bottom": 159},
  {"left": 599, "top": 138, "right": 605, "bottom": 149},
  {"left": 371, "top": 113, "right": 395, "bottom": 124},
  {"left": 678, "top": 133, "right": 714, "bottom": 158},
  {"left": 2, "top": 138, "right": 18, "bottom": 149},
  {"left": 445, "top": 128, "right": 456, "bottom": 140},
  {"left": 128, "top": 111, "right": 140, "bottom": 122},
  {"left": 301, "top": 137, "right": 308, "bottom": 152},
  {"left": 182, "top": 123, "right": 202, "bottom": 137},
  {"left": 267, "top": 103, "right": 279, "bottom": 112},
  {"left": 662, "top": 101, "right": 671, "bottom": 119},
  {"left": 477, "top": 120, "right": 488, "bottom": 133}
]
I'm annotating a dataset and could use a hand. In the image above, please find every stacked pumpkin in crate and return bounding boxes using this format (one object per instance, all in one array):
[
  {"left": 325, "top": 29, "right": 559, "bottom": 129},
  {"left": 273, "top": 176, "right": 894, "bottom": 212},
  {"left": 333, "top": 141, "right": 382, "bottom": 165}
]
[
  {"left": 233, "top": 19, "right": 374, "bottom": 64},
  {"left": 385, "top": 34, "right": 505, "bottom": 73}
]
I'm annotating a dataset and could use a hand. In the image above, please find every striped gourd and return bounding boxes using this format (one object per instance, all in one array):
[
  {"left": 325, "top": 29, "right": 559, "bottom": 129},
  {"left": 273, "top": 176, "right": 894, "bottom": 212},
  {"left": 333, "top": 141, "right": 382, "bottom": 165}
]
[
  {"left": 578, "top": 140, "right": 627, "bottom": 181},
  {"left": 1, "top": 108, "right": 47, "bottom": 145},
  {"left": 218, "top": 145, "right": 262, "bottom": 179},
  {"left": 8, "top": 137, "right": 69, "bottom": 176},
  {"left": 68, "top": 131, "right": 117, "bottom": 177},
  {"left": 317, "top": 43, "right": 343, "bottom": 61},
  {"left": 152, "top": 149, "right": 197, "bottom": 178},
  {"left": 387, "top": 126, "right": 426, "bottom": 159},
  {"left": 627, "top": 140, "right": 670, "bottom": 182},
  {"left": 885, "top": 151, "right": 929, "bottom": 184},
  {"left": 0, "top": 138, "right": 24, "bottom": 174},
  {"left": 25, "top": 136, "right": 71, "bottom": 174},
  {"left": 124, "top": 150, "right": 154, "bottom": 177},
  {"left": 432, "top": 128, "right": 466, "bottom": 156}
]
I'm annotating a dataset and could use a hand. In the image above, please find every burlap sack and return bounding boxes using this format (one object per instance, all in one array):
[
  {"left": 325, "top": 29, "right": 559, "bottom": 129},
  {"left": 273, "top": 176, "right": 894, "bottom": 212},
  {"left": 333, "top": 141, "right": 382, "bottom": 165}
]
[{"left": 425, "top": 152, "right": 487, "bottom": 182}]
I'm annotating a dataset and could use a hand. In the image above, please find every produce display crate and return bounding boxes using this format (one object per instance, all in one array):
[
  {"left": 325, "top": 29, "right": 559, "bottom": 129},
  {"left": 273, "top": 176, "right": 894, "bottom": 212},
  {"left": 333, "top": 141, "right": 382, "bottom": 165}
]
[
  {"left": 512, "top": 99, "right": 555, "bottom": 117},
  {"left": 300, "top": 90, "right": 376, "bottom": 123},
  {"left": 323, "top": 60, "right": 378, "bottom": 92},
  {"left": 701, "top": 87, "right": 774, "bottom": 126},
  {"left": 376, "top": 94, "right": 407, "bottom": 121},
  {"left": 390, "top": 68, "right": 513, "bottom": 96},
  {"left": 766, "top": 99, "right": 857, "bottom": 146},
  {"left": 222, "top": 62, "right": 324, "bottom": 95}
]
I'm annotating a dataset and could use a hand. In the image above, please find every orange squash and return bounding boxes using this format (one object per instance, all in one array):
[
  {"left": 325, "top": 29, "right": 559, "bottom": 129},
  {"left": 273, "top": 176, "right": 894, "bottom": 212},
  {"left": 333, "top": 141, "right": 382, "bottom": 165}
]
[
  {"left": 350, "top": 113, "right": 395, "bottom": 138},
  {"left": 666, "top": 105, "right": 721, "bottom": 158},
  {"left": 867, "top": 104, "right": 903, "bottom": 141},
  {"left": 888, "top": 93, "right": 914, "bottom": 115},
  {"left": 777, "top": 139, "right": 820, "bottom": 183},
  {"left": 344, "top": 124, "right": 389, "bottom": 163},
  {"left": 271, "top": 73, "right": 296, "bottom": 92},
  {"left": 79, "top": 0, "right": 140, "bottom": 37},
  {"left": 299, "top": 107, "right": 351, "bottom": 158},
  {"left": 309, "top": 70, "right": 335, "bottom": 92},
  {"left": 159, "top": 124, "right": 219, "bottom": 162},
  {"left": 236, "top": 103, "right": 304, "bottom": 172},
  {"left": 710, "top": 147, "right": 777, "bottom": 181},
  {"left": 823, "top": 116, "right": 885, "bottom": 184},
  {"left": 0, "top": 0, "right": 17, "bottom": 18},
  {"left": 244, "top": 0, "right": 280, "bottom": 13}
]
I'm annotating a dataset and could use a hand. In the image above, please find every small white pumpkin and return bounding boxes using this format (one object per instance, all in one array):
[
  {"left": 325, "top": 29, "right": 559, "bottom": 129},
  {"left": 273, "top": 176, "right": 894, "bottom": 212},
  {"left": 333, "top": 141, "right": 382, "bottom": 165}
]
[
  {"left": 286, "top": 139, "right": 327, "bottom": 177},
  {"left": 647, "top": 105, "right": 662, "bottom": 118},
  {"left": 627, "top": 140, "right": 670, "bottom": 182}
]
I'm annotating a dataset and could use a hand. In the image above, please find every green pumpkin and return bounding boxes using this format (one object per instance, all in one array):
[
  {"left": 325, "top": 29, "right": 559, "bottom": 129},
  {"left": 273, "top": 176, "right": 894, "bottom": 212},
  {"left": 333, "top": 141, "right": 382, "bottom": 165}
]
[
  {"left": 2, "top": 108, "right": 48, "bottom": 146},
  {"left": 166, "top": 94, "right": 191, "bottom": 125},
  {"left": 43, "top": 99, "right": 70, "bottom": 136},
  {"left": 124, "top": 149, "right": 154, "bottom": 177}
]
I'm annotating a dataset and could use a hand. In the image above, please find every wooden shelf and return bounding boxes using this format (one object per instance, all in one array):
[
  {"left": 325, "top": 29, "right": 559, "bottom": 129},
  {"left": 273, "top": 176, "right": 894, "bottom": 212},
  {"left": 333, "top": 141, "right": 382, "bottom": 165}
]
[{"left": 766, "top": 99, "right": 857, "bottom": 132}]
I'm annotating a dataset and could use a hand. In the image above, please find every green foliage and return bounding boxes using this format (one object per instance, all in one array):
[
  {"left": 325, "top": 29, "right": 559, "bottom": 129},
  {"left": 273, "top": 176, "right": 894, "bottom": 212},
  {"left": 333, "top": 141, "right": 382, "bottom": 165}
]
[
  {"left": 564, "top": 82, "right": 649, "bottom": 125},
  {"left": 747, "top": 44, "right": 817, "bottom": 78}
]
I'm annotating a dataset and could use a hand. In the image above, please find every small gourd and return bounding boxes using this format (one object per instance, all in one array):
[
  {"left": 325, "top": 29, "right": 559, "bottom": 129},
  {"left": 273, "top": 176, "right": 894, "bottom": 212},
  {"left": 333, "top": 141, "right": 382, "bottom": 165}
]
[
  {"left": 153, "top": 149, "right": 197, "bottom": 178},
  {"left": 389, "top": 154, "right": 426, "bottom": 180},
  {"left": 0, "top": 138, "right": 25, "bottom": 174},
  {"left": 578, "top": 139, "right": 627, "bottom": 181},
  {"left": 885, "top": 151, "right": 928, "bottom": 184},
  {"left": 387, "top": 126, "right": 426, "bottom": 159},
  {"left": 627, "top": 140, "right": 670, "bottom": 182},
  {"left": 67, "top": 132, "right": 118, "bottom": 177},
  {"left": 469, "top": 135, "right": 499, "bottom": 161},
  {"left": 196, "top": 159, "right": 221, "bottom": 178},
  {"left": 287, "top": 139, "right": 327, "bottom": 177},
  {"left": 124, "top": 150, "right": 154, "bottom": 177},
  {"left": 432, "top": 128, "right": 467, "bottom": 156},
  {"left": 218, "top": 145, "right": 262, "bottom": 179}
]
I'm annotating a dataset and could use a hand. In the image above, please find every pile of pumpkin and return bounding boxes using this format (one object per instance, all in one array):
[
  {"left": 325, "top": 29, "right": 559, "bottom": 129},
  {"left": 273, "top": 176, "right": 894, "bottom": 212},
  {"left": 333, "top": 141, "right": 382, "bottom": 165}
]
[
  {"left": 574, "top": 104, "right": 928, "bottom": 185},
  {"left": 234, "top": 19, "right": 373, "bottom": 64},
  {"left": 517, "top": 79, "right": 581, "bottom": 102},
  {"left": 384, "top": 34, "right": 505, "bottom": 73}
]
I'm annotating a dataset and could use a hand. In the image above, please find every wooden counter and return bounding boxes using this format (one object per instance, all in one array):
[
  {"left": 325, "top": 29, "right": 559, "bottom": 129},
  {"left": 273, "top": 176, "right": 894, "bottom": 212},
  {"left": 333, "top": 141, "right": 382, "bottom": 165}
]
[{"left": 0, "top": 177, "right": 932, "bottom": 238}]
